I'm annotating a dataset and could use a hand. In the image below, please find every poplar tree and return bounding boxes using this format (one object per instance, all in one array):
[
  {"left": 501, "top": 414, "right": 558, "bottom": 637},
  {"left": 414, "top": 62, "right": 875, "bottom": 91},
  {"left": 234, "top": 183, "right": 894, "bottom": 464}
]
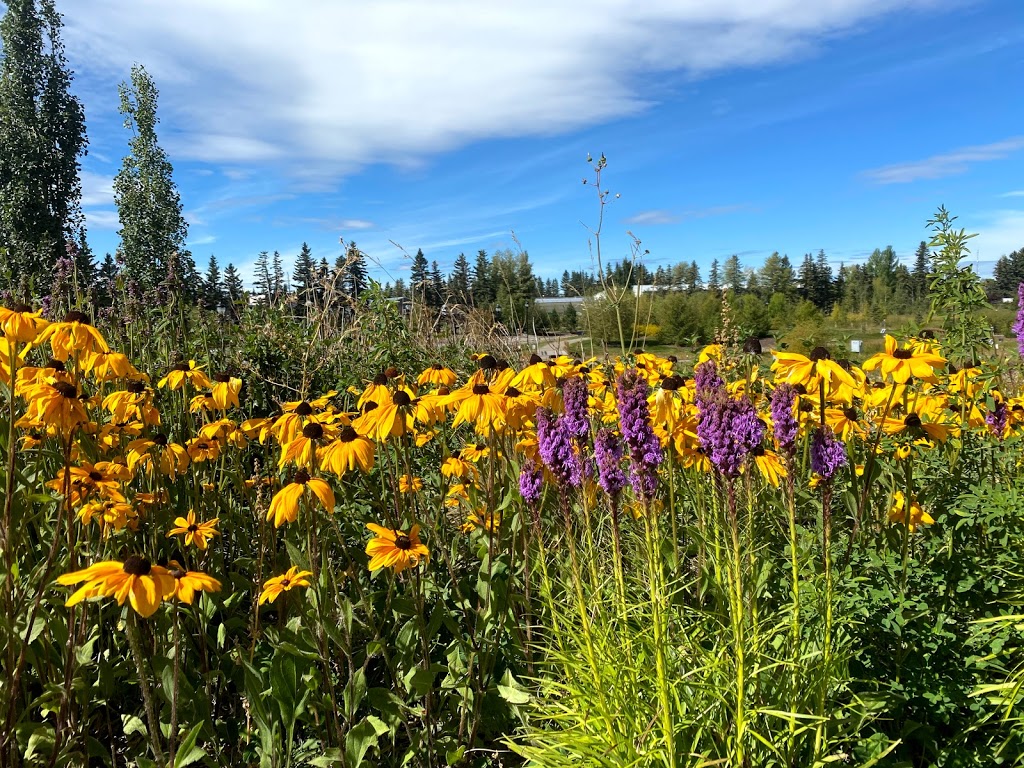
[
  {"left": 113, "top": 65, "right": 194, "bottom": 295},
  {"left": 0, "top": 0, "right": 87, "bottom": 293}
]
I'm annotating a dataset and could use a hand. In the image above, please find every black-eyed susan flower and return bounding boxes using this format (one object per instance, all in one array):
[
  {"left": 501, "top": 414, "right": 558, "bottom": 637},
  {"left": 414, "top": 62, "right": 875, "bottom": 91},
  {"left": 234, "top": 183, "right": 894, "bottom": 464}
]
[
  {"left": 771, "top": 348, "right": 855, "bottom": 392},
  {"left": 267, "top": 469, "right": 335, "bottom": 527},
  {"left": 48, "top": 461, "right": 127, "bottom": 505},
  {"left": 165, "top": 561, "right": 222, "bottom": 603},
  {"left": 0, "top": 304, "right": 48, "bottom": 343},
  {"left": 451, "top": 384, "right": 505, "bottom": 434},
  {"left": 102, "top": 380, "right": 160, "bottom": 426},
  {"left": 749, "top": 446, "right": 786, "bottom": 487},
  {"left": 167, "top": 511, "right": 220, "bottom": 550},
  {"left": 441, "top": 451, "right": 477, "bottom": 481},
  {"left": 23, "top": 378, "right": 88, "bottom": 431},
  {"left": 126, "top": 434, "right": 190, "bottom": 479},
  {"left": 863, "top": 335, "right": 946, "bottom": 384},
  {"left": 81, "top": 350, "right": 137, "bottom": 381},
  {"left": 209, "top": 374, "right": 242, "bottom": 410},
  {"left": 460, "top": 509, "right": 501, "bottom": 534},
  {"left": 77, "top": 500, "right": 136, "bottom": 531},
  {"left": 361, "top": 389, "right": 416, "bottom": 442},
  {"left": 365, "top": 523, "right": 429, "bottom": 573},
  {"left": 186, "top": 436, "right": 222, "bottom": 463},
  {"left": 36, "top": 311, "right": 109, "bottom": 361},
  {"left": 357, "top": 372, "right": 391, "bottom": 410},
  {"left": 888, "top": 490, "right": 934, "bottom": 532},
  {"left": 881, "top": 409, "right": 949, "bottom": 442},
  {"left": 418, "top": 363, "right": 457, "bottom": 388},
  {"left": 258, "top": 565, "right": 313, "bottom": 604},
  {"left": 57, "top": 556, "right": 174, "bottom": 618},
  {"left": 279, "top": 420, "right": 334, "bottom": 469},
  {"left": 159, "top": 360, "right": 212, "bottom": 391},
  {"left": 398, "top": 475, "right": 423, "bottom": 493},
  {"left": 318, "top": 426, "right": 375, "bottom": 475}
]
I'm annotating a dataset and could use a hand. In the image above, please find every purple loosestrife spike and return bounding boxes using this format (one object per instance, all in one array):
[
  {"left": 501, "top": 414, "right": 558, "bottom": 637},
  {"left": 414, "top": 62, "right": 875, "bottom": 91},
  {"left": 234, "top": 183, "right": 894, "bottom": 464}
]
[
  {"left": 810, "top": 427, "right": 847, "bottom": 480},
  {"left": 696, "top": 390, "right": 765, "bottom": 479},
  {"left": 594, "top": 429, "right": 626, "bottom": 498},
  {"left": 518, "top": 459, "right": 544, "bottom": 506},
  {"left": 561, "top": 376, "right": 590, "bottom": 440},
  {"left": 1013, "top": 283, "right": 1024, "bottom": 358},
  {"left": 536, "top": 408, "right": 583, "bottom": 488},
  {"left": 986, "top": 399, "right": 1008, "bottom": 440},
  {"left": 770, "top": 384, "right": 799, "bottom": 453}
]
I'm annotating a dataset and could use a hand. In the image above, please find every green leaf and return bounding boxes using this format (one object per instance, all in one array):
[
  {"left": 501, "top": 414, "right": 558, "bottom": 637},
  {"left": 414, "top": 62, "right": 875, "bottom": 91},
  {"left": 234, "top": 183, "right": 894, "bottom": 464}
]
[
  {"left": 173, "top": 722, "right": 206, "bottom": 767},
  {"left": 345, "top": 718, "right": 381, "bottom": 768}
]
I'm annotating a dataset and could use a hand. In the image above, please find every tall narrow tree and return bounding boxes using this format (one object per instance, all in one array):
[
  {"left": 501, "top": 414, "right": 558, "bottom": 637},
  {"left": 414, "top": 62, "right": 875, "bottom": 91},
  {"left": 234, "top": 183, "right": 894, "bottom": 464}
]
[
  {"left": 113, "top": 65, "right": 193, "bottom": 294},
  {"left": 222, "top": 262, "right": 243, "bottom": 315},
  {"left": 449, "top": 252, "right": 471, "bottom": 303},
  {"left": 292, "top": 242, "right": 315, "bottom": 315},
  {"left": 0, "top": 0, "right": 88, "bottom": 293},
  {"left": 202, "top": 254, "right": 222, "bottom": 311}
]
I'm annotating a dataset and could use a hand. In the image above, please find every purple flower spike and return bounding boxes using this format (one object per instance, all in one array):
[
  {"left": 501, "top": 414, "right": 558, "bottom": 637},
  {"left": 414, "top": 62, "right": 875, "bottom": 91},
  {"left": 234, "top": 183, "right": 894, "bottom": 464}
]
[
  {"left": 770, "top": 384, "right": 799, "bottom": 453},
  {"left": 537, "top": 408, "right": 583, "bottom": 488},
  {"left": 561, "top": 376, "right": 590, "bottom": 441},
  {"left": 696, "top": 391, "right": 765, "bottom": 479},
  {"left": 518, "top": 458, "right": 544, "bottom": 506},
  {"left": 1013, "top": 283, "right": 1024, "bottom": 358},
  {"left": 987, "top": 399, "right": 1008, "bottom": 440},
  {"left": 594, "top": 429, "right": 626, "bottom": 498},
  {"left": 810, "top": 427, "right": 847, "bottom": 480},
  {"left": 616, "top": 370, "right": 663, "bottom": 501},
  {"left": 694, "top": 360, "right": 725, "bottom": 400}
]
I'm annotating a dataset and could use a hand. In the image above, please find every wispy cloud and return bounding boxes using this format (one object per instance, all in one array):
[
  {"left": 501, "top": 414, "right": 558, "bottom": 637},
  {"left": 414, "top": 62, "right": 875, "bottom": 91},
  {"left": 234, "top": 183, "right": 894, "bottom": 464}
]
[
  {"left": 62, "top": 0, "right": 947, "bottom": 181},
  {"left": 624, "top": 204, "right": 751, "bottom": 226},
  {"left": 972, "top": 208, "right": 1024, "bottom": 265},
  {"left": 80, "top": 170, "right": 115, "bottom": 208},
  {"left": 1000, "top": 190, "right": 1024, "bottom": 198},
  {"left": 862, "top": 136, "right": 1024, "bottom": 184},
  {"left": 84, "top": 210, "right": 120, "bottom": 230}
]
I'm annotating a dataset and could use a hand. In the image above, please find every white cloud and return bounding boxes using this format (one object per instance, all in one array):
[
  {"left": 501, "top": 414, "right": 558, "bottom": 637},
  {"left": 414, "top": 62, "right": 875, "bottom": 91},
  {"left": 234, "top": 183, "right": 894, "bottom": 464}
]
[
  {"left": 62, "top": 0, "right": 950, "bottom": 179},
  {"left": 971, "top": 209, "right": 1024, "bottom": 264},
  {"left": 861, "top": 137, "right": 1024, "bottom": 184},
  {"left": 1000, "top": 190, "right": 1024, "bottom": 198},
  {"left": 625, "top": 209, "right": 679, "bottom": 225},
  {"left": 80, "top": 170, "right": 115, "bottom": 207},
  {"left": 84, "top": 209, "right": 120, "bottom": 230}
]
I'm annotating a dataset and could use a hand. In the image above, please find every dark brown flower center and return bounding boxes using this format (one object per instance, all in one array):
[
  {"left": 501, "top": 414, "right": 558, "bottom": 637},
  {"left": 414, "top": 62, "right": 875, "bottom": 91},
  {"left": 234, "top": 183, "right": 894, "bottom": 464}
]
[
  {"left": 280, "top": 578, "right": 290, "bottom": 587},
  {"left": 478, "top": 355, "right": 496, "bottom": 370},
  {"left": 63, "top": 311, "right": 90, "bottom": 325},
  {"left": 362, "top": 401, "right": 378, "bottom": 413},
  {"left": 169, "top": 567, "right": 186, "bottom": 579},
  {"left": 472, "top": 384, "right": 490, "bottom": 395},
  {"left": 293, "top": 469, "right": 310, "bottom": 484},
  {"left": 195, "top": 442, "right": 209, "bottom": 450},
  {"left": 295, "top": 401, "right": 313, "bottom": 416},
  {"left": 810, "top": 347, "right": 831, "bottom": 361},
  {"left": 432, "top": 363, "right": 443, "bottom": 370},
  {"left": 122, "top": 555, "right": 152, "bottom": 576},
  {"left": 45, "top": 359, "right": 65, "bottom": 371},
  {"left": 843, "top": 407, "right": 858, "bottom": 421},
  {"left": 661, "top": 376, "right": 684, "bottom": 391},
  {"left": 504, "top": 386, "right": 522, "bottom": 398},
  {"left": 188, "top": 524, "right": 198, "bottom": 532},
  {"left": 53, "top": 381, "right": 78, "bottom": 398},
  {"left": 529, "top": 353, "right": 542, "bottom": 365},
  {"left": 88, "top": 471, "right": 103, "bottom": 482},
  {"left": 172, "top": 361, "right": 191, "bottom": 371},
  {"left": 153, "top": 433, "right": 168, "bottom": 446},
  {"left": 892, "top": 349, "right": 913, "bottom": 360},
  {"left": 373, "top": 373, "right": 388, "bottom": 386},
  {"left": 437, "top": 387, "right": 450, "bottom": 396},
  {"left": 213, "top": 373, "right": 231, "bottom": 383},
  {"left": 384, "top": 367, "right": 400, "bottom": 379},
  {"left": 743, "top": 337, "right": 763, "bottom": 355},
  {"left": 395, "top": 534, "right": 412, "bottom": 550},
  {"left": 12, "top": 303, "right": 32, "bottom": 313},
  {"left": 127, "top": 380, "right": 146, "bottom": 394},
  {"left": 338, "top": 426, "right": 358, "bottom": 442},
  {"left": 393, "top": 391, "right": 412, "bottom": 407},
  {"left": 904, "top": 413, "right": 922, "bottom": 428},
  {"left": 302, "top": 422, "right": 324, "bottom": 439}
]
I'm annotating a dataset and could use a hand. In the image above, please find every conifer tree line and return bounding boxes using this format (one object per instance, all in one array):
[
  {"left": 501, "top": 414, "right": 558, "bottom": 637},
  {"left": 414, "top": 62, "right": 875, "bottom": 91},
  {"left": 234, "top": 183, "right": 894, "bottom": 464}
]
[{"left": 0, "top": 0, "right": 1020, "bottom": 328}]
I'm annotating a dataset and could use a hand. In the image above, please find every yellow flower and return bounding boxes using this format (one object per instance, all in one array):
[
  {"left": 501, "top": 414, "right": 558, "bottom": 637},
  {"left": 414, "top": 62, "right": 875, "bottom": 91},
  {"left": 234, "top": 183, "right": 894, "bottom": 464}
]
[
  {"left": 0, "top": 304, "right": 48, "bottom": 343},
  {"left": 365, "top": 523, "right": 429, "bottom": 573},
  {"left": 318, "top": 426, "right": 375, "bottom": 475},
  {"left": 863, "top": 335, "right": 946, "bottom": 384},
  {"left": 889, "top": 490, "right": 934, "bottom": 532},
  {"left": 23, "top": 378, "right": 88, "bottom": 431},
  {"left": 48, "top": 461, "right": 126, "bottom": 506},
  {"left": 56, "top": 556, "right": 174, "bottom": 618},
  {"left": 418, "top": 364, "right": 457, "bottom": 388},
  {"left": 461, "top": 509, "right": 502, "bottom": 534},
  {"left": 126, "top": 434, "right": 190, "bottom": 479},
  {"left": 267, "top": 470, "right": 335, "bottom": 527},
  {"left": 750, "top": 448, "right": 786, "bottom": 487},
  {"left": 167, "top": 511, "right": 220, "bottom": 550},
  {"left": 441, "top": 452, "right": 477, "bottom": 481},
  {"left": 209, "top": 375, "right": 243, "bottom": 410},
  {"left": 451, "top": 384, "right": 505, "bottom": 434},
  {"left": 398, "top": 475, "right": 423, "bottom": 493},
  {"left": 35, "top": 311, "right": 109, "bottom": 361},
  {"left": 166, "top": 561, "right": 222, "bottom": 604},
  {"left": 102, "top": 381, "right": 160, "bottom": 425},
  {"left": 186, "top": 436, "right": 222, "bottom": 463},
  {"left": 77, "top": 500, "right": 137, "bottom": 531},
  {"left": 770, "top": 348, "right": 855, "bottom": 392},
  {"left": 278, "top": 421, "right": 334, "bottom": 469},
  {"left": 158, "top": 360, "right": 212, "bottom": 391},
  {"left": 258, "top": 565, "right": 314, "bottom": 604},
  {"left": 81, "top": 350, "right": 137, "bottom": 381}
]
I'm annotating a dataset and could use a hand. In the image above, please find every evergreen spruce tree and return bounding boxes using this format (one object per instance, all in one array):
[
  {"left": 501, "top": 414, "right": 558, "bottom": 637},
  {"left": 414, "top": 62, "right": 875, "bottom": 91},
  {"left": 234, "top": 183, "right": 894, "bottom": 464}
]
[
  {"left": 292, "top": 242, "right": 314, "bottom": 314},
  {"left": 343, "top": 242, "right": 368, "bottom": 299},
  {"left": 708, "top": 259, "right": 721, "bottom": 292},
  {"left": 429, "top": 260, "right": 444, "bottom": 307},
  {"left": 471, "top": 249, "right": 493, "bottom": 306},
  {"left": 410, "top": 248, "right": 429, "bottom": 303},
  {"left": 113, "top": 65, "right": 194, "bottom": 296},
  {"left": 450, "top": 252, "right": 471, "bottom": 303},
  {"left": 722, "top": 255, "right": 743, "bottom": 291},
  {"left": 912, "top": 240, "right": 930, "bottom": 300},
  {"left": 271, "top": 250, "right": 285, "bottom": 302},
  {"left": 202, "top": 254, "right": 222, "bottom": 311},
  {"left": 222, "top": 262, "right": 243, "bottom": 315},
  {"left": 0, "top": 0, "right": 88, "bottom": 293},
  {"left": 254, "top": 251, "right": 271, "bottom": 301}
]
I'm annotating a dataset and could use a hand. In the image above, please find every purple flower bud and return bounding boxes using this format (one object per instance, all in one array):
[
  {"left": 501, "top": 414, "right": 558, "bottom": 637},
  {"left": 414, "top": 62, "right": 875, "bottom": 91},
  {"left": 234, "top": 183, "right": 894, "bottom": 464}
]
[
  {"left": 811, "top": 427, "right": 847, "bottom": 480},
  {"left": 986, "top": 399, "right": 1008, "bottom": 440},
  {"left": 594, "top": 429, "right": 626, "bottom": 498},
  {"left": 536, "top": 408, "right": 583, "bottom": 488},
  {"left": 616, "top": 370, "right": 663, "bottom": 501},
  {"left": 518, "top": 458, "right": 544, "bottom": 506},
  {"left": 770, "top": 384, "right": 799, "bottom": 453},
  {"left": 561, "top": 376, "right": 590, "bottom": 441}
]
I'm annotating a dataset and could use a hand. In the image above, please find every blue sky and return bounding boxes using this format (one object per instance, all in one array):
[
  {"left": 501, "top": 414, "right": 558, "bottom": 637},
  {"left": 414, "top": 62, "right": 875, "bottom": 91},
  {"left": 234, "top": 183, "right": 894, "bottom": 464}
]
[{"left": 58, "top": 0, "right": 1024, "bottom": 288}]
